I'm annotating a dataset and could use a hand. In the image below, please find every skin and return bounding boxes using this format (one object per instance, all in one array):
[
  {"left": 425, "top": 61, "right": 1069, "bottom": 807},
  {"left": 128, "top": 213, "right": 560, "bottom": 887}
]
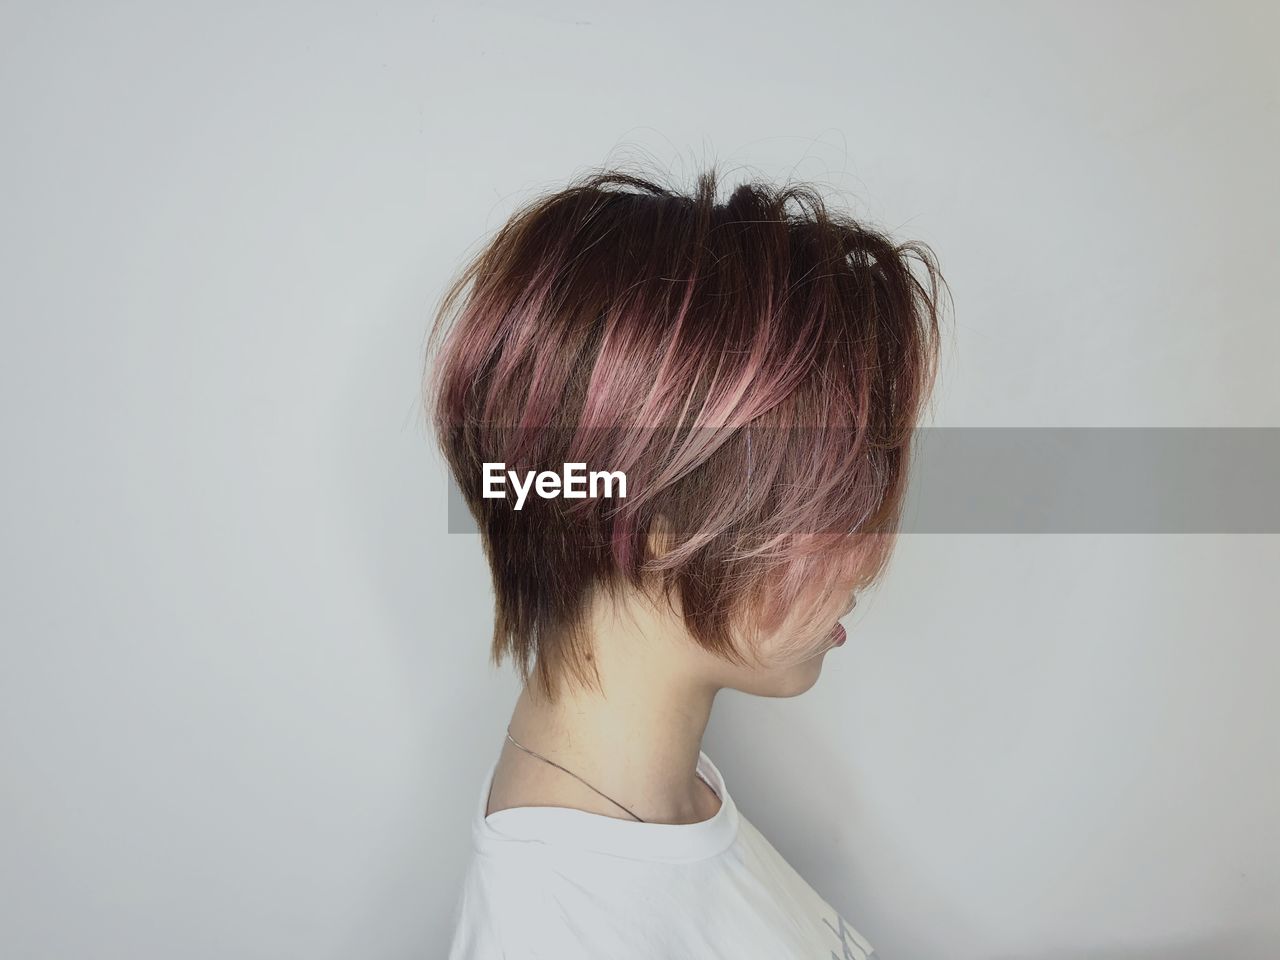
[{"left": 486, "top": 572, "right": 858, "bottom": 825}]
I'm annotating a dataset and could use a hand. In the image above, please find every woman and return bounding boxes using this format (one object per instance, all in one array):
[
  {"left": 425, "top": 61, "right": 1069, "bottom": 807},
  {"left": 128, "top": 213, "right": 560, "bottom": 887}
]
[{"left": 428, "top": 166, "right": 943, "bottom": 959}]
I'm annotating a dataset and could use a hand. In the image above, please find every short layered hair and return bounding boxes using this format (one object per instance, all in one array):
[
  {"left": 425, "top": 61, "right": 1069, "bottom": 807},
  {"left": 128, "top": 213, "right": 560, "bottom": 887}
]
[{"left": 427, "top": 167, "right": 944, "bottom": 696}]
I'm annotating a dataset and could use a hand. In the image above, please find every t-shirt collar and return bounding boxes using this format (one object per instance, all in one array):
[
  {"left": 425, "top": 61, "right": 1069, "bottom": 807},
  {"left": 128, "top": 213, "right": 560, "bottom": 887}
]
[{"left": 474, "top": 751, "right": 740, "bottom": 863}]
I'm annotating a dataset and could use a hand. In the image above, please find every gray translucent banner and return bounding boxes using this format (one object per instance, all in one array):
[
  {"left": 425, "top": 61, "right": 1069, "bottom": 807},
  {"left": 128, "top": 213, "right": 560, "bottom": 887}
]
[{"left": 444, "top": 428, "right": 1280, "bottom": 534}]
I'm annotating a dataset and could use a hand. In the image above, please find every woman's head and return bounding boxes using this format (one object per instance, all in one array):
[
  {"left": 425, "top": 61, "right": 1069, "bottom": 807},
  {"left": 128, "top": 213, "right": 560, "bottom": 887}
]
[{"left": 428, "top": 166, "right": 944, "bottom": 699}]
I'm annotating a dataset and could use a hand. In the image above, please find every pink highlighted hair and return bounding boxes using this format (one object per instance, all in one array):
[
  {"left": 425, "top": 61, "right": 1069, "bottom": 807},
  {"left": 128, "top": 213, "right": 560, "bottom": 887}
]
[{"left": 427, "top": 167, "right": 944, "bottom": 697}]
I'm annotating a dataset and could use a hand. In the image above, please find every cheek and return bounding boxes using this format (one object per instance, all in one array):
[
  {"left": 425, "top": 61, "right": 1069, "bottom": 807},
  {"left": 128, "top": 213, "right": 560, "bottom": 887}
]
[
  {"left": 753, "top": 561, "right": 852, "bottom": 659},
  {"left": 753, "top": 608, "right": 838, "bottom": 668}
]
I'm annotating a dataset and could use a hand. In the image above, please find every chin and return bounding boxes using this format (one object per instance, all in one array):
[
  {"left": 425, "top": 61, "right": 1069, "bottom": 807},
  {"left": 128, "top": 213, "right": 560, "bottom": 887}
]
[{"left": 729, "top": 649, "right": 828, "bottom": 698}]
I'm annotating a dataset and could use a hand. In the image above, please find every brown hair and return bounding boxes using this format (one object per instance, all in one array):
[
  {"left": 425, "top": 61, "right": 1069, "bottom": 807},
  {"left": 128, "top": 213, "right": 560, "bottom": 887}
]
[{"left": 426, "top": 166, "right": 945, "bottom": 697}]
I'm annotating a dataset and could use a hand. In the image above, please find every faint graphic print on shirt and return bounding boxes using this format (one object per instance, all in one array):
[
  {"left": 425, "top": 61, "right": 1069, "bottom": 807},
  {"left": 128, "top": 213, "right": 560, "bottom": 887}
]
[{"left": 822, "top": 911, "right": 875, "bottom": 960}]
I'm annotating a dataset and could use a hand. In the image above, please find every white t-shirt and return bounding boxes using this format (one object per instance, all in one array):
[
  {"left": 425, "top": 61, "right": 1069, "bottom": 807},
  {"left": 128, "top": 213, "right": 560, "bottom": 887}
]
[{"left": 447, "top": 751, "right": 878, "bottom": 959}]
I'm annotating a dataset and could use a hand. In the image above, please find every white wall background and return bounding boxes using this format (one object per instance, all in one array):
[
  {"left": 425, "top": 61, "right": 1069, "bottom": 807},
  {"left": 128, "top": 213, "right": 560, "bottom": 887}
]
[{"left": 2, "top": 2, "right": 1277, "bottom": 958}]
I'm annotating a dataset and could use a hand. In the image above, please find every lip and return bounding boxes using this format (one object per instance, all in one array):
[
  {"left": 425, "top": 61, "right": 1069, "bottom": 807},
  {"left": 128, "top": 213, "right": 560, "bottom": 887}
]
[{"left": 828, "top": 622, "right": 847, "bottom": 648}]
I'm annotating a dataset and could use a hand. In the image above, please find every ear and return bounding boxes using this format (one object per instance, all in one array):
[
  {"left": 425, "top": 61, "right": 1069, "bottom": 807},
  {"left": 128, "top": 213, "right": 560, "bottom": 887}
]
[{"left": 644, "top": 514, "right": 676, "bottom": 564}]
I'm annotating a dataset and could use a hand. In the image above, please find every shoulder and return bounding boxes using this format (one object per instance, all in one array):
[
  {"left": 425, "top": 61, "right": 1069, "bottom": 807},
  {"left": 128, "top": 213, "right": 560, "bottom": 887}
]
[{"left": 448, "top": 844, "right": 621, "bottom": 960}]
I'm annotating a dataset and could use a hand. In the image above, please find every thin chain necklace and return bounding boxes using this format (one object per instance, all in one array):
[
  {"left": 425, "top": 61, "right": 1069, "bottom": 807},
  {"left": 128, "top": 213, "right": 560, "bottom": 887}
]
[{"left": 504, "top": 728, "right": 646, "bottom": 823}]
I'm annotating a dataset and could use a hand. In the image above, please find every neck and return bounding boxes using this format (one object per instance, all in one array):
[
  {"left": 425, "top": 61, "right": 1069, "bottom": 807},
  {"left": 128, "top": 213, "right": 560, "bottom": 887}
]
[{"left": 504, "top": 596, "right": 721, "bottom": 824}]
